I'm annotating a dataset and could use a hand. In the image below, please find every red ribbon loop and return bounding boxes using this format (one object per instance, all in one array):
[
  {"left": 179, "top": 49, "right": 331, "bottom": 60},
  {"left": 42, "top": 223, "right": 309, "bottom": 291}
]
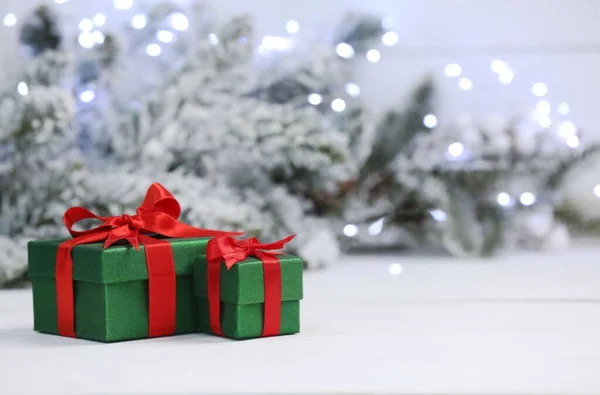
[
  {"left": 206, "top": 234, "right": 295, "bottom": 337},
  {"left": 55, "top": 182, "right": 244, "bottom": 338},
  {"left": 63, "top": 183, "right": 242, "bottom": 248}
]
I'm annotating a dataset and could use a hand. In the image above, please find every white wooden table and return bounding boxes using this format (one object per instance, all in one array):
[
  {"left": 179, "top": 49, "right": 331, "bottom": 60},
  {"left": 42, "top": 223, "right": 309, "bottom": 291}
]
[{"left": 2, "top": 247, "right": 600, "bottom": 394}]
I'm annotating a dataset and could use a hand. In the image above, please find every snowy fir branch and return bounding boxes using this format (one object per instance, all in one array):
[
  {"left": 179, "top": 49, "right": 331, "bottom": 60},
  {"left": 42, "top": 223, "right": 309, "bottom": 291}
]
[{"left": 0, "top": 1, "right": 599, "bottom": 286}]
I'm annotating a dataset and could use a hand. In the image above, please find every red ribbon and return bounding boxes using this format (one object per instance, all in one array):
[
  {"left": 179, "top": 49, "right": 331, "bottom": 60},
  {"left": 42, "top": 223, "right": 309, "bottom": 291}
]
[
  {"left": 206, "top": 234, "right": 295, "bottom": 337},
  {"left": 55, "top": 182, "right": 243, "bottom": 338}
]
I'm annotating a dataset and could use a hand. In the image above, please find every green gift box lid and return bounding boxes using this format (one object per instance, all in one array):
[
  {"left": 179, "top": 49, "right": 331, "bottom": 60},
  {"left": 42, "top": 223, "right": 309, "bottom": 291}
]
[
  {"left": 28, "top": 236, "right": 212, "bottom": 284},
  {"left": 193, "top": 254, "right": 304, "bottom": 305}
]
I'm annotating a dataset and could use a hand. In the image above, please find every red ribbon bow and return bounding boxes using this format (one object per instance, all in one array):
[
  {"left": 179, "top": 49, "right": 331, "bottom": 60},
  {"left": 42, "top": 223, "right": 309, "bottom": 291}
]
[
  {"left": 206, "top": 234, "right": 295, "bottom": 337},
  {"left": 55, "top": 182, "right": 243, "bottom": 338}
]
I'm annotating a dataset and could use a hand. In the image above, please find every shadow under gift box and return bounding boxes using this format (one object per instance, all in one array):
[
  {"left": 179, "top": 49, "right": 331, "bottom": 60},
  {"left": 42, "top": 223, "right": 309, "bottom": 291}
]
[
  {"left": 193, "top": 254, "right": 304, "bottom": 339},
  {"left": 28, "top": 237, "right": 213, "bottom": 342}
]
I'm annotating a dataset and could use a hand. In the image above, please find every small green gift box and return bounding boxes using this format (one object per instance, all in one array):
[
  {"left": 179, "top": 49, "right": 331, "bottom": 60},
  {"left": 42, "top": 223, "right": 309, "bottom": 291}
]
[
  {"left": 193, "top": 236, "right": 303, "bottom": 339},
  {"left": 28, "top": 237, "right": 212, "bottom": 342}
]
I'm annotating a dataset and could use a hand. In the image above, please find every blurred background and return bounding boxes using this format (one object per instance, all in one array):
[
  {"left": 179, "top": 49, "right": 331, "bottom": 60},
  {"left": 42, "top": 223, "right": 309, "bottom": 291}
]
[{"left": 2, "top": 0, "right": 600, "bottom": 286}]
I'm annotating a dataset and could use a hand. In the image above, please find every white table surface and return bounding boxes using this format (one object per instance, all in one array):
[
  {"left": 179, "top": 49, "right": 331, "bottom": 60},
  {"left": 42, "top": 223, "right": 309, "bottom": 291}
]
[{"left": 2, "top": 247, "right": 600, "bottom": 395}]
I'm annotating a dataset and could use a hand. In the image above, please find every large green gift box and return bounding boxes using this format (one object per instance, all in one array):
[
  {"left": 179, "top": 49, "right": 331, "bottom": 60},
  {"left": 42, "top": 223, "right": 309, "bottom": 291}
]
[
  {"left": 28, "top": 236, "right": 212, "bottom": 342},
  {"left": 193, "top": 254, "right": 304, "bottom": 339}
]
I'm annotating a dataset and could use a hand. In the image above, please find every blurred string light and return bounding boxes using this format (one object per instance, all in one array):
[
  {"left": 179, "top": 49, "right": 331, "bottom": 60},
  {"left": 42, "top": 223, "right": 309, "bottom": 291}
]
[
  {"left": 558, "top": 121, "right": 576, "bottom": 137},
  {"left": 498, "top": 69, "right": 514, "bottom": 84},
  {"left": 430, "top": 209, "right": 447, "bottom": 222},
  {"left": 496, "top": 192, "right": 514, "bottom": 207},
  {"left": 366, "top": 49, "right": 381, "bottom": 63},
  {"left": 156, "top": 30, "right": 175, "bottom": 43},
  {"left": 558, "top": 102, "right": 570, "bottom": 115},
  {"left": 458, "top": 77, "right": 473, "bottom": 91},
  {"left": 444, "top": 63, "right": 461, "bottom": 77},
  {"left": 114, "top": 0, "right": 133, "bottom": 10},
  {"left": 3, "top": 13, "right": 17, "bottom": 27},
  {"left": 536, "top": 100, "right": 551, "bottom": 115},
  {"left": 331, "top": 98, "right": 346, "bottom": 112},
  {"left": 532, "top": 82, "right": 548, "bottom": 97},
  {"left": 519, "top": 192, "right": 536, "bottom": 206},
  {"left": 131, "top": 14, "right": 147, "bottom": 29},
  {"left": 447, "top": 142, "right": 464, "bottom": 157},
  {"left": 537, "top": 115, "right": 551, "bottom": 129},
  {"left": 286, "top": 20, "right": 299, "bottom": 34},
  {"left": 594, "top": 184, "right": 600, "bottom": 198},
  {"left": 17, "top": 82, "right": 28, "bottom": 96},
  {"left": 490, "top": 59, "right": 514, "bottom": 84},
  {"left": 423, "top": 113, "right": 438, "bottom": 128},
  {"left": 345, "top": 82, "right": 361, "bottom": 97},
  {"left": 54, "top": 0, "right": 69, "bottom": 3},
  {"left": 308, "top": 93, "right": 322, "bottom": 105},
  {"left": 343, "top": 224, "right": 358, "bottom": 237},
  {"left": 566, "top": 134, "right": 579, "bottom": 148},
  {"left": 490, "top": 59, "right": 508, "bottom": 74},
  {"left": 389, "top": 263, "right": 402, "bottom": 275},
  {"left": 259, "top": 35, "right": 291, "bottom": 54},
  {"left": 146, "top": 43, "right": 161, "bottom": 57},
  {"left": 448, "top": 55, "right": 582, "bottom": 153},
  {"left": 79, "top": 90, "right": 95, "bottom": 103},
  {"left": 208, "top": 33, "right": 219, "bottom": 45},
  {"left": 170, "top": 12, "right": 189, "bottom": 31},
  {"left": 381, "top": 31, "right": 399, "bottom": 46},
  {"left": 93, "top": 13, "right": 106, "bottom": 27},
  {"left": 336, "top": 42, "right": 354, "bottom": 59},
  {"left": 79, "top": 18, "right": 94, "bottom": 32},
  {"left": 368, "top": 218, "right": 384, "bottom": 235},
  {"left": 78, "top": 31, "right": 95, "bottom": 48},
  {"left": 92, "top": 30, "right": 105, "bottom": 44}
]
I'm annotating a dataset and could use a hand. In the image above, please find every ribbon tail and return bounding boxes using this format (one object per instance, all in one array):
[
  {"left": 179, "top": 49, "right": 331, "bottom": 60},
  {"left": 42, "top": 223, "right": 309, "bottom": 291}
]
[
  {"left": 103, "top": 227, "right": 141, "bottom": 250},
  {"left": 127, "top": 237, "right": 140, "bottom": 251},
  {"left": 252, "top": 234, "right": 296, "bottom": 251},
  {"left": 103, "top": 236, "right": 140, "bottom": 251},
  {"left": 139, "top": 212, "right": 244, "bottom": 238}
]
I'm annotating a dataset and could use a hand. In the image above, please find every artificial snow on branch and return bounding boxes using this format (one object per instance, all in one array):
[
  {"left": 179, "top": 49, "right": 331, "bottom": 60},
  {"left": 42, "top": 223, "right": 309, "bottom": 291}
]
[{"left": 0, "top": 1, "right": 598, "bottom": 287}]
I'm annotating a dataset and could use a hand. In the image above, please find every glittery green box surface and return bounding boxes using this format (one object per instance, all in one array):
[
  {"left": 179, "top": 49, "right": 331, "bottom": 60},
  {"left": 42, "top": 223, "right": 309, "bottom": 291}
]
[
  {"left": 28, "top": 236, "right": 212, "bottom": 342},
  {"left": 193, "top": 254, "right": 303, "bottom": 339}
]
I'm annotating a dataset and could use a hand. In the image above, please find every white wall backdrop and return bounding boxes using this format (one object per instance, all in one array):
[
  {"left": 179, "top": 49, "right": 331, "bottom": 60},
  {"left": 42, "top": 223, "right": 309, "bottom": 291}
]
[{"left": 1, "top": 0, "right": 599, "bottom": 208}]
